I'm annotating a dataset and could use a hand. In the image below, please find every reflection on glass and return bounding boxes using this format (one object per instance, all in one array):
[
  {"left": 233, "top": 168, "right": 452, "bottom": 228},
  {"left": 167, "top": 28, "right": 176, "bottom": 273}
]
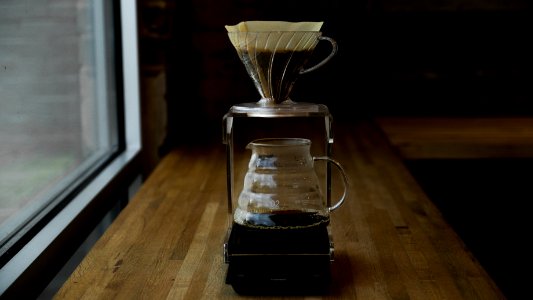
[{"left": 0, "top": 0, "right": 118, "bottom": 254}]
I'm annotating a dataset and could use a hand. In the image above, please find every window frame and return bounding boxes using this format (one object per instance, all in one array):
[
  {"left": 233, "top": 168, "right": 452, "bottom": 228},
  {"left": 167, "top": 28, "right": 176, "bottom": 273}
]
[{"left": 0, "top": 0, "right": 142, "bottom": 298}]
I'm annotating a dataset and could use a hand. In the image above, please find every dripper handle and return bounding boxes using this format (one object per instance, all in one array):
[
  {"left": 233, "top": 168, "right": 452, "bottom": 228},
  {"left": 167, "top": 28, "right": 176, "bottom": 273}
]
[
  {"left": 300, "top": 36, "right": 338, "bottom": 75},
  {"left": 313, "top": 156, "right": 349, "bottom": 212}
]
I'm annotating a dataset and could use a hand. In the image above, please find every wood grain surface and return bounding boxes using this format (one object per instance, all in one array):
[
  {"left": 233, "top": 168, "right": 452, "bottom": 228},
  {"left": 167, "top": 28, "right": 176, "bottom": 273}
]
[
  {"left": 376, "top": 117, "right": 533, "bottom": 159},
  {"left": 54, "top": 120, "right": 505, "bottom": 299}
]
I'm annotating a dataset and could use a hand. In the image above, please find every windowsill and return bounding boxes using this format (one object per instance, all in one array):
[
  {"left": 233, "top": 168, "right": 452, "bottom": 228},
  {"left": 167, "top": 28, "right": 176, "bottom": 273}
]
[{"left": 0, "top": 147, "right": 141, "bottom": 298}]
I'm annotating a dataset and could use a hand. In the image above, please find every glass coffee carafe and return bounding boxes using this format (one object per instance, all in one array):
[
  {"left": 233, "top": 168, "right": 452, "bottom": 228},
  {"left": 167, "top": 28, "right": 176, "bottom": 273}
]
[
  {"left": 234, "top": 138, "right": 348, "bottom": 230},
  {"left": 222, "top": 21, "right": 345, "bottom": 295}
]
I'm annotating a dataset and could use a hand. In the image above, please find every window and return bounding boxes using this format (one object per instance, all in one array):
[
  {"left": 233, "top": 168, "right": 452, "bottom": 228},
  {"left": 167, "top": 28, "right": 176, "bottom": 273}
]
[{"left": 0, "top": 0, "right": 141, "bottom": 298}]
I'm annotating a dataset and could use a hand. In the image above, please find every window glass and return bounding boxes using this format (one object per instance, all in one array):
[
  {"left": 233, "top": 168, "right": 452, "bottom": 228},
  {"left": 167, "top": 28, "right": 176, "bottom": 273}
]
[{"left": 0, "top": 0, "right": 118, "bottom": 256}]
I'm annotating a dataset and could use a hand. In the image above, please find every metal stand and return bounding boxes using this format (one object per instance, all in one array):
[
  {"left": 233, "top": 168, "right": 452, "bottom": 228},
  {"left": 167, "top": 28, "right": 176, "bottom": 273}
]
[{"left": 222, "top": 102, "right": 335, "bottom": 295}]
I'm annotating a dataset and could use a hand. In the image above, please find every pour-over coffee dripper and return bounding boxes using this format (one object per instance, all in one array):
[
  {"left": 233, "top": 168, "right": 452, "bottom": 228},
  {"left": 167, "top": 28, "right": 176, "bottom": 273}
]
[
  {"left": 223, "top": 21, "right": 342, "bottom": 295},
  {"left": 226, "top": 21, "right": 337, "bottom": 114}
]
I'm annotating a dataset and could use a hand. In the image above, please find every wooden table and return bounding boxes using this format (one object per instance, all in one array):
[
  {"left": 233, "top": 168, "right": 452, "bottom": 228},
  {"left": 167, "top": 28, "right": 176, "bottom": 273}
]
[
  {"left": 54, "top": 120, "right": 505, "bottom": 299},
  {"left": 376, "top": 117, "right": 533, "bottom": 159}
]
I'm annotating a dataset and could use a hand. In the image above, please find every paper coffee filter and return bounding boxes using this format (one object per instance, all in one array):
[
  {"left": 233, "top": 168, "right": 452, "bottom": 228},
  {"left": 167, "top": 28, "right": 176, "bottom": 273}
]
[
  {"left": 226, "top": 21, "right": 324, "bottom": 52},
  {"left": 225, "top": 21, "right": 323, "bottom": 32}
]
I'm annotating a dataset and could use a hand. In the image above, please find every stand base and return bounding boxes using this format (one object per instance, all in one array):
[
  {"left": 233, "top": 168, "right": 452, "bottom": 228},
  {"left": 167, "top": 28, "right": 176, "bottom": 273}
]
[
  {"left": 224, "top": 223, "right": 334, "bottom": 295},
  {"left": 225, "top": 254, "right": 331, "bottom": 295}
]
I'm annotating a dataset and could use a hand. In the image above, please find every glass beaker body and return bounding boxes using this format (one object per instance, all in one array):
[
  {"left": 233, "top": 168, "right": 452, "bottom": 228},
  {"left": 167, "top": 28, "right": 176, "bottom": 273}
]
[{"left": 234, "top": 138, "right": 347, "bottom": 230}]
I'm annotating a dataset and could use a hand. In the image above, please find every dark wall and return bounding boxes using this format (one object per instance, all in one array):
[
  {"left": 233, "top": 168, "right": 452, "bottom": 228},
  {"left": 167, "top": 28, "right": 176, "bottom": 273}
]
[{"left": 140, "top": 0, "right": 532, "bottom": 148}]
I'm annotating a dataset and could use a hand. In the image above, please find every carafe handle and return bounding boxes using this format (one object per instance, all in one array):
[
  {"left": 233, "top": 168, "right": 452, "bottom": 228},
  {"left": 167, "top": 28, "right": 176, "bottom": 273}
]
[
  {"left": 313, "top": 156, "right": 349, "bottom": 212},
  {"left": 300, "top": 36, "right": 338, "bottom": 75}
]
